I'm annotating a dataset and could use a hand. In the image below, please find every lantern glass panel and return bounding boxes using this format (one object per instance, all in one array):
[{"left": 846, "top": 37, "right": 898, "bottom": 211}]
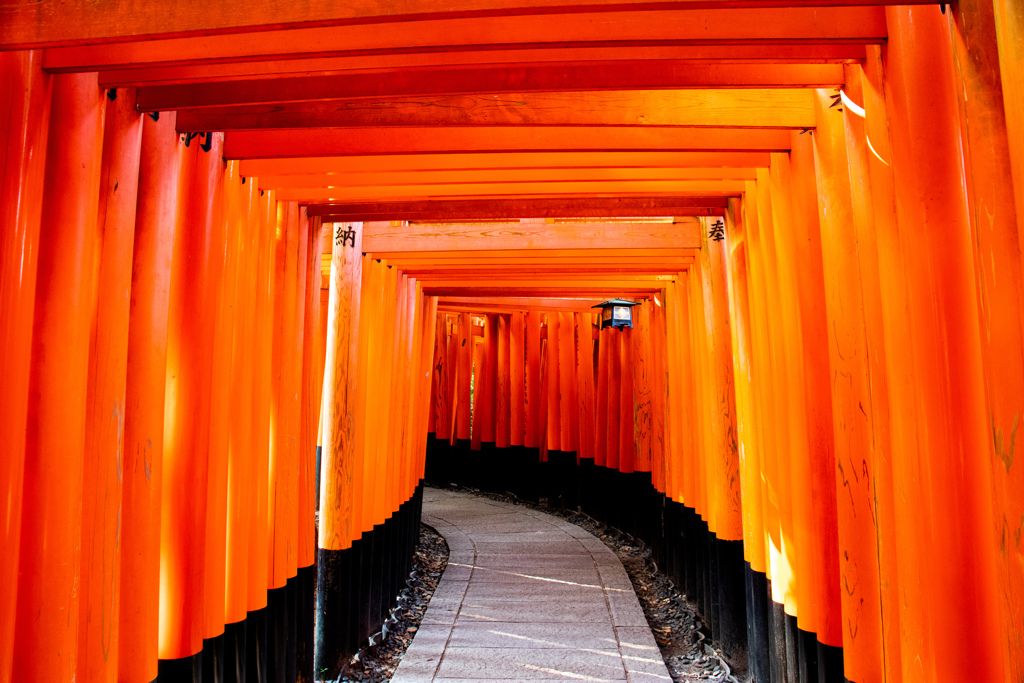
[
  {"left": 602, "top": 307, "right": 613, "bottom": 323},
  {"left": 613, "top": 306, "right": 630, "bottom": 320}
]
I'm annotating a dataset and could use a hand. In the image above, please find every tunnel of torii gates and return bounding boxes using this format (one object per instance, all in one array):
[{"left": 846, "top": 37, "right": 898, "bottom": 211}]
[{"left": 1, "top": 1, "right": 1024, "bottom": 683}]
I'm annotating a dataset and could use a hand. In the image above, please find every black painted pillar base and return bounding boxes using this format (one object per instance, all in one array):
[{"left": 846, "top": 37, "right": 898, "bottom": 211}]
[
  {"left": 578, "top": 457, "right": 595, "bottom": 517},
  {"left": 454, "top": 438, "right": 473, "bottom": 486},
  {"left": 157, "top": 651, "right": 202, "bottom": 683},
  {"left": 314, "top": 483, "right": 424, "bottom": 681},
  {"left": 766, "top": 582, "right": 788, "bottom": 683},
  {"left": 682, "top": 506, "right": 698, "bottom": 606},
  {"left": 745, "top": 563, "right": 770, "bottom": 683},
  {"left": 798, "top": 627, "right": 819, "bottom": 683},
  {"left": 296, "top": 564, "right": 316, "bottom": 682},
  {"left": 521, "top": 446, "right": 541, "bottom": 502},
  {"left": 548, "top": 450, "right": 581, "bottom": 509},
  {"left": 223, "top": 619, "right": 247, "bottom": 683},
  {"left": 247, "top": 606, "right": 268, "bottom": 683},
  {"left": 706, "top": 525, "right": 719, "bottom": 644},
  {"left": 202, "top": 632, "right": 225, "bottom": 683},
  {"left": 477, "top": 442, "right": 496, "bottom": 491},
  {"left": 817, "top": 642, "right": 845, "bottom": 683},
  {"left": 266, "top": 579, "right": 297, "bottom": 683},
  {"left": 714, "top": 538, "right": 747, "bottom": 671},
  {"left": 785, "top": 613, "right": 800, "bottom": 683},
  {"left": 351, "top": 535, "right": 369, "bottom": 649},
  {"left": 315, "top": 445, "right": 322, "bottom": 511}
]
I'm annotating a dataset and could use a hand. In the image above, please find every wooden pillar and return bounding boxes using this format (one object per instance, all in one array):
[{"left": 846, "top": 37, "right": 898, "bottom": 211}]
[
  {"left": 950, "top": 2, "right": 1024, "bottom": 675},
  {"left": 204, "top": 161, "right": 241, "bottom": 654},
  {"left": 374, "top": 264, "right": 398, "bottom": 520},
  {"left": 299, "top": 213, "right": 324, "bottom": 574},
  {"left": 316, "top": 221, "right": 364, "bottom": 680},
  {"left": 575, "top": 312, "right": 596, "bottom": 463},
  {"left": 991, "top": 0, "right": 1024, "bottom": 285},
  {"left": 415, "top": 295, "right": 439, "bottom": 484},
  {"left": 158, "top": 131, "right": 224, "bottom": 671},
  {"left": 662, "top": 282, "right": 682, "bottom": 505},
  {"left": 648, "top": 299, "right": 666, "bottom": 494},
  {"left": 0, "top": 51, "right": 49, "bottom": 683},
  {"left": 723, "top": 199, "right": 770, "bottom": 680},
  {"left": 433, "top": 313, "right": 451, "bottom": 442},
  {"left": 686, "top": 265, "right": 711, "bottom": 524},
  {"left": 883, "top": 6, "right": 1005, "bottom": 679},
  {"left": 853, "top": 48, "right": 906, "bottom": 682},
  {"left": 525, "top": 311, "right": 542, "bottom": 448},
  {"left": 510, "top": 312, "right": 525, "bottom": 446},
  {"left": 497, "top": 314, "right": 511, "bottom": 449},
  {"left": 471, "top": 322, "right": 486, "bottom": 452},
  {"left": 784, "top": 135, "right": 844, "bottom": 652},
  {"left": 248, "top": 189, "right": 277, "bottom": 619},
  {"left": 13, "top": 71, "right": 104, "bottom": 683},
  {"left": 736, "top": 187, "right": 777, "bottom": 594},
  {"left": 811, "top": 84, "right": 891, "bottom": 679},
  {"left": 457, "top": 312, "right": 473, "bottom": 442},
  {"left": 120, "top": 111, "right": 182, "bottom": 683},
  {"left": 353, "top": 255, "right": 376, "bottom": 537},
  {"left": 446, "top": 315, "right": 459, "bottom": 445},
  {"left": 618, "top": 324, "right": 635, "bottom": 474},
  {"left": 722, "top": 200, "right": 767, "bottom": 577},
  {"left": 481, "top": 313, "right": 498, "bottom": 446},
  {"left": 697, "top": 218, "right": 742, "bottom": 541},
  {"left": 546, "top": 314, "right": 562, "bottom": 452},
  {"left": 558, "top": 311, "right": 578, "bottom": 454},
  {"left": 595, "top": 322, "right": 610, "bottom": 469},
  {"left": 747, "top": 173, "right": 796, "bottom": 621},
  {"left": 632, "top": 302, "right": 653, "bottom": 473},
  {"left": 225, "top": 177, "right": 260, "bottom": 631},
  {"left": 78, "top": 84, "right": 143, "bottom": 683},
  {"left": 269, "top": 201, "right": 300, "bottom": 591},
  {"left": 605, "top": 326, "right": 621, "bottom": 472}
]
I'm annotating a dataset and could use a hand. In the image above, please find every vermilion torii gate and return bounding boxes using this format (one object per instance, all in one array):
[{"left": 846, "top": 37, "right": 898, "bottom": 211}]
[{"left": 1, "top": 1, "right": 1023, "bottom": 682}]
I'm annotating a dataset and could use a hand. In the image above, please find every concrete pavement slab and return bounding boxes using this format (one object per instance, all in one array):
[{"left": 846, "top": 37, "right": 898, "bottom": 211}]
[{"left": 391, "top": 488, "right": 671, "bottom": 683}]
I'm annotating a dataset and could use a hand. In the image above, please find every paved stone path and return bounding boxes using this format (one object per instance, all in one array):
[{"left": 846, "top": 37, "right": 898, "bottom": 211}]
[{"left": 391, "top": 487, "right": 673, "bottom": 683}]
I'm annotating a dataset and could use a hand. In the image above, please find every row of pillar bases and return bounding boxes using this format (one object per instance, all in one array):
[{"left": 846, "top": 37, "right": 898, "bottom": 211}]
[
  {"left": 315, "top": 485, "right": 425, "bottom": 682},
  {"left": 425, "top": 435, "right": 847, "bottom": 683},
  {"left": 148, "top": 485, "right": 424, "bottom": 683},
  {"left": 154, "top": 566, "right": 314, "bottom": 683}
]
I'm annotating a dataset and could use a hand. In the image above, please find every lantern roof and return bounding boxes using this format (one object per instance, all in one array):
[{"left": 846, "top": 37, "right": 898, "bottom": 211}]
[{"left": 592, "top": 299, "right": 642, "bottom": 309}]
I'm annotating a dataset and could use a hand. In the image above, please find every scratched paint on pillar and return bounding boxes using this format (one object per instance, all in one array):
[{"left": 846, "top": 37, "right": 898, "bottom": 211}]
[
  {"left": 319, "top": 222, "right": 364, "bottom": 552},
  {"left": 433, "top": 313, "right": 451, "bottom": 440}
]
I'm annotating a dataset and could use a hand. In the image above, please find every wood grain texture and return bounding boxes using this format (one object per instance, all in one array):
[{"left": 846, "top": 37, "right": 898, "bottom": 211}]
[
  {"left": 248, "top": 152, "right": 767, "bottom": 177},
  {"left": 276, "top": 180, "right": 747, "bottom": 203},
  {"left": 433, "top": 313, "right": 450, "bottom": 440},
  {"left": 99, "top": 47, "right": 864, "bottom": 88},
  {"left": 259, "top": 167, "right": 759, "bottom": 191},
  {"left": 152, "top": 64, "right": 840, "bottom": 114},
  {"left": 178, "top": 89, "right": 815, "bottom": 131},
  {"left": 319, "top": 222, "right": 364, "bottom": 550},
  {"left": 38, "top": 8, "right": 887, "bottom": 69},
  {"left": 224, "top": 126, "right": 792, "bottom": 159},
  {"left": 363, "top": 220, "right": 701, "bottom": 252},
  {"left": 307, "top": 195, "right": 729, "bottom": 221}
]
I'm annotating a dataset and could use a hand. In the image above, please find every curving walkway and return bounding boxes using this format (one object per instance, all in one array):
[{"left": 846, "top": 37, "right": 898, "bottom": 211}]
[{"left": 391, "top": 487, "right": 673, "bottom": 683}]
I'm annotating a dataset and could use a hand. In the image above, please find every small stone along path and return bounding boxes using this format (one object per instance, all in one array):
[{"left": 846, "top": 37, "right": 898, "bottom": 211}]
[{"left": 391, "top": 488, "right": 673, "bottom": 682}]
